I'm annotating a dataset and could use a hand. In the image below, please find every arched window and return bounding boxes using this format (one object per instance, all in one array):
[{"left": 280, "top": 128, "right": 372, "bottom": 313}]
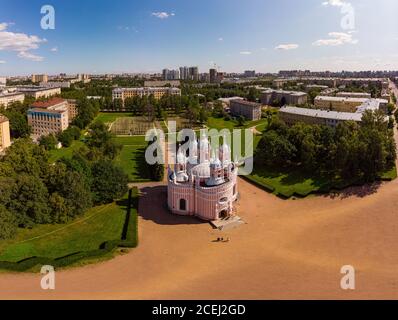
[{"left": 179, "top": 199, "right": 187, "bottom": 211}]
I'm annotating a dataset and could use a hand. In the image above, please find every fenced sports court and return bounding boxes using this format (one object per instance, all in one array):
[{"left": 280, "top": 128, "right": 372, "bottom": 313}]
[{"left": 110, "top": 117, "right": 155, "bottom": 136}]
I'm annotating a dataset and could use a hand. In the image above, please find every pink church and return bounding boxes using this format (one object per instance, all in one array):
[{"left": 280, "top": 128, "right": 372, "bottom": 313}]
[{"left": 167, "top": 133, "right": 239, "bottom": 221}]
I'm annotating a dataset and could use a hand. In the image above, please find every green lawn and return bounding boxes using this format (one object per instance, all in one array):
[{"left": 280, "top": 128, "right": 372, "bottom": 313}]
[
  {"left": 0, "top": 195, "right": 132, "bottom": 263},
  {"left": 246, "top": 168, "right": 332, "bottom": 198},
  {"left": 246, "top": 165, "right": 398, "bottom": 199},
  {"left": 48, "top": 140, "right": 85, "bottom": 162},
  {"left": 113, "top": 135, "right": 147, "bottom": 145},
  {"left": 115, "top": 145, "right": 152, "bottom": 182},
  {"left": 95, "top": 112, "right": 134, "bottom": 124}
]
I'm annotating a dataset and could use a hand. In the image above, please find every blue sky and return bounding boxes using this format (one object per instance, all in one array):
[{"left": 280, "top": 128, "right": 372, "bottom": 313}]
[{"left": 0, "top": 0, "right": 397, "bottom": 75}]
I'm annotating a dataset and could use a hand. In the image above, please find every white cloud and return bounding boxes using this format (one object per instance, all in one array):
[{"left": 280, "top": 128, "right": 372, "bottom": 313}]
[
  {"left": 0, "top": 60, "right": 6, "bottom": 64},
  {"left": 313, "top": 32, "right": 358, "bottom": 46},
  {"left": 0, "top": 22, "right": 46, "bottom": 61},
  {"left": 322, "top": 0, "right": 349, "bottom": 7},
  {"left": 240, "top": 51, "right": 252, "bottom": 55},
  {"left": 275, "top": 44, "right": 299, "bottom": 50},
  {"left": 151, "top": 12, "right": 175, "bottom": 19},
  {"left": 218, "top": 37, "right": 223, "bottom": 41},
  {"left": 50, "top": 46, "right": 58, "bottom": 52},
  {"left": 18, "top": 51, "right": 44, "bottom": 62}
]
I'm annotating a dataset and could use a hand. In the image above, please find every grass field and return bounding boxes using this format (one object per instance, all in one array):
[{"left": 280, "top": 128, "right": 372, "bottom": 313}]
[
  {"left": 246, "top": 168, "right": 332, "bottom": 198},
  {"left": 48, "top": 140, "right": 85, "bottom": 162},
  {"left": 95, "top": 112, "right": 134, "bottom": 124},
  {"left": 246, "top": 165, "right": 398, "bottom": 199},
  {"left": 115, "top": 145, "right": 152, "bottom": 182},
  {"left": 111, "top": 135, "right": 153, "bottom": 183},
  {"left": 0, "top": 196, "right": 132, "bottom": 263}
]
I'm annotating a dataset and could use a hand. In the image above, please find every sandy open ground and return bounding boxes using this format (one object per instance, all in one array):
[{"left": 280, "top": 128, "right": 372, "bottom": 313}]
[{"left": 0, "top": 175, "right": 397, "bottom": 300}]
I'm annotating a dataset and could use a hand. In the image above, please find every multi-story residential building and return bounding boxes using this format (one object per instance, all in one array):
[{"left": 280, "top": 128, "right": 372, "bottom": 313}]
[
  {"left": 144, "top": 80, "right": 180, "bottom": 87},
  {"left": 179, "top": 67, "right": 189, "bottom": 80},
  {"left": 230, "top": 99, "right": 262, "bottom": 121},
  {"left": 31, "top": 74, "right": 48, "bottom": 83},
  {"left": 209, "top": 69, "right": 217, "bottom": 83},
  {"left": 66, "top": 99, "right": 79, "bottom": 122},
  {"left": 188, "top": 67, "right": 199, "bottom": 81},
  {"left": 0, "top": 115, "right": 11, "bottom": 153},
  {"left": 40, "top": 81, "right": 71, "bottom": 88},
  {"left": 27, "top": 98, "right": 69, "bottom": 139},
  {"left": 336, "top": 92, "right": 372, "bottom": 99},
  {"left": 314, "top": 96, "right": 388, "bottom": 113},
  {"left": 0, "top": 77, "right": 6, "bottom": 88},
  {"left": 261, "top": 89, "right": 308, "bottom": 106},
  {"left": 16, "top": 86, "right": 61, "bottom": 99},
  {"left": 0, "top": 92, "right": 25, "bottom": 108},
  {"left": 280, "top": 99, "right": 389, "bottom": 128},
  {"left": 112, "top": 87, "right": 181, "bottom": 105},
  {"left": 279, "top": 106, "right": 363, "bottom": 127},
  {"left": 162, "top": 69, "right": 180, "bottom": 81},
  {"left": 244, "top": 70, "right": 256, "bottom": 78}
]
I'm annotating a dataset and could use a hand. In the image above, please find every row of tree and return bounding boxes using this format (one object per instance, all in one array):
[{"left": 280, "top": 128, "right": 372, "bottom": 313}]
[
  {"left": 255, "top": 110, "right": 396, "bottom": 182},
  {"left": 0, "top": 121, "right": 129, "bottom": 240}
]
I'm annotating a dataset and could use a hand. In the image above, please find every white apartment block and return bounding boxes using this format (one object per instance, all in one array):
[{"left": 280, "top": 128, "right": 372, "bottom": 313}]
[
  {"left": 314, "top": 96, "right": 388, "bottom": 113},
  {"left": 336, "top": 92, "right": 372, "bottom": 99},
  {"left": 0, "top": 92, "right": 25, "bottom": 108},
  {"left": 16, "top": 86, "right": 61, "bottom": 99},
  {"left": 0, "top": 77, "right": 6, "bottom": 88}
]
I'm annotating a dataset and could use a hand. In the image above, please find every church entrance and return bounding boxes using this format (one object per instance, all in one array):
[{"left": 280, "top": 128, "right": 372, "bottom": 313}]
[{"left": 219, "top": 210, "right": 229, "bottom": 220}]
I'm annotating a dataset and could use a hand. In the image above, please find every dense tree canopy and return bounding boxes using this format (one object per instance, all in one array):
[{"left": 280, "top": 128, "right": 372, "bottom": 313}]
[{"left": 255, "top": 110, "right": 396, "bottom": 182}]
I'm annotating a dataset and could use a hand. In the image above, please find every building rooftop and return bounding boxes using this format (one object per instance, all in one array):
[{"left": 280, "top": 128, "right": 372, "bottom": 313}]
[
  {"left": 28, "top": 108, "right": 66, "bottom": 115},
  {"left": 16, "top": 86, "right": 61, "bottom": 92},
  {"left": 0, "top": 114, "right": 9, "bottom": 123},
  {"left": 0, "top": 91, "right": 24, "bottom": 97},
  {"left": 337, "top": 92, "right": 371, "bottom": 96},
  {"left": 31, "top": 98, "right": 66, "bottom": 109},
  {"left": 280, "top": 106, "right": 363, "bottom": 122},
  {"left": 113, "top": 87, "right": 181, "bottom": 93},
  {"left": 230, "top": 99, "right": 261, "bottom": 108},
  {"left": 315, "top": 95, "right": 369, "bottom": 103},
  {"left": 261, "top": 88, "right": 307, "bottom": 97}
]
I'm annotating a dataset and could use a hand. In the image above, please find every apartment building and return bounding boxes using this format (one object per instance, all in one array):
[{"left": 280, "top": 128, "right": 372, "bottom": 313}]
[
  {"left": 112, "top": 87, "right": 181, "bottom": 105},
  {"left": 144, "top": 80, "right": 180, "bottom": 87},
  {"left": 314, "top": 96, "right": 388, "bottom": 113},
  {"left": 261, "top": 89, "right": 308, "bottom": 106},
  {"left": 27, "top": 98, "right": 69, "bottom": 139},
  {"left": 40, "top": 81, "right": 71, "bottom": 88},
  {"left": 336, "top": 92, "right": 372, "bottom": 99},
  {"left": 16, "top": 86, "right": 61, "bottom": 99},
  {"left": 279, "top": 106, "right": 363, "bottom": 127},
  {"left": 230, "top": 99, "right": 262, "bottom": 121},
  {"left": 0, "top": 77, "right": 6, "bottom": 88},
  {"left": 66, "top": 99, "right": 79, "bottom": 122},
  {"left": 0, "top": 92, "right": 25, "bottom": 108},
  {"left": 0, "top": 115, "right": 11, "bottom": 153},
  {"left": 31, "top": 74, "right": 48, "bottom": 83}
]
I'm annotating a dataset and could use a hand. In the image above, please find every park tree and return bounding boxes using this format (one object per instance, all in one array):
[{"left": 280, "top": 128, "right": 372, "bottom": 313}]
[
  {"left": 255, "top": 130, "right": 296, "bottom": 167},
  {"left": 91, "top": 160, "right": 129, "bottom": 204},
  {"left": 39, "top": 134, "right": 58, "bottom": 150},
  {"left": 0, "top": 205, "right": 17, "bottom": 240},
  {"left": 2, "top": 110, "right": 31, "bottom": 138}
]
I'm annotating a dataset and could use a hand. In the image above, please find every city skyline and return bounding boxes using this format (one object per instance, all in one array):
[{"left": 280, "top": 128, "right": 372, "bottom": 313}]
[{"left": 0, "top": 0, "right": 398, "bottom": 76}]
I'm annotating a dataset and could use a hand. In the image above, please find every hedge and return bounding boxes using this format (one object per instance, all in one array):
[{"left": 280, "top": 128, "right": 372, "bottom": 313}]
[{"left": 0, "top": 187, "right": 139, "bottom": 272}]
